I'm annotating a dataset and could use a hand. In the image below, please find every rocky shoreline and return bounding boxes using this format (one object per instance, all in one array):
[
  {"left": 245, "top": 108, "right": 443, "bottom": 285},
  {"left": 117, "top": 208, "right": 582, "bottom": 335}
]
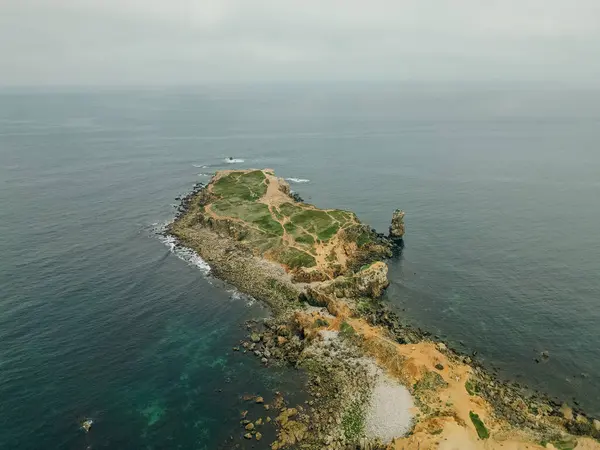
[{"left": 166, "top": 171, "right": 600, "bottom": 449}]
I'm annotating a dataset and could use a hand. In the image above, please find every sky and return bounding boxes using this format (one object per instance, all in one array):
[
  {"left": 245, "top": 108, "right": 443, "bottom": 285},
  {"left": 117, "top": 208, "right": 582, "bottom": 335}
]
[{"left": 1, "top": 0, "right": 600, "bottom": 86}]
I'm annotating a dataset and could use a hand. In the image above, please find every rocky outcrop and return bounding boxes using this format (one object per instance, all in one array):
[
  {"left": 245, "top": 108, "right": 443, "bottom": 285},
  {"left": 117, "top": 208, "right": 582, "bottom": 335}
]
[
  {"left": 389, "top": 209, "right": 405, "bottom": 238},
  {"left": 303, "top": 262, "right": 390, "bottom": 312},
  {"left": 355, "top": 262, "right": 389, "bottom": 297}
]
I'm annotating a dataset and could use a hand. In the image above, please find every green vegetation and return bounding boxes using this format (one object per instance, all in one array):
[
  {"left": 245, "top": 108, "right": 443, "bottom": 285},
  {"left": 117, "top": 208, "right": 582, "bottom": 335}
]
[
  {"left": 212, "top": 200, "right": 283, "bottom": 236},
  {"left": 276, "top": 247, "right": 316, "bottom": 269},
  {"left": 313, "top": 318, "right": 330, "bottom": 328},
  {"left": 342, "top": 400, "right": 365, "bottom": 442},
  {"left": 316, "top": 223, "right": 340, "bottom": 241},
  {"left": 469, "top": 411, "right": 490, "bottom": 440},
  {"left": 295, "top": 234, "right": 315, "bottom": 245},
  {"left": 355, "top": 298, "right": 380, "bottom": 316},
  {"left": 329, "top": 209, "right": 354, "bottom": 223},
  {"left": 356, "top": 231, "right": 372, "bottom": 247},
  {"left": 279, "top": 202, "right": 303, "bottom": 217},
  {"left": 340, "top": 321, "right": 356, "bottom": 338},
  {"left": 414, "top": 371, "right": 448, "bottom": 393},
  {"left": 465, "top": 378, "right": 480, "bottom": 396},
  {"left": 292, "top": 209, "right": 334, "bottom": 233},
  {"left": 200, "top": 170, "right": 375, "bottom": 273},
  {"left": 540, "top": 438, "right": 576, "bottom": 450},
  {"left": 280, "top": 204, "right": 353, "bottom": 243},
  {"left": 212, "top": 170, "right": 267, "bottom": 201}
]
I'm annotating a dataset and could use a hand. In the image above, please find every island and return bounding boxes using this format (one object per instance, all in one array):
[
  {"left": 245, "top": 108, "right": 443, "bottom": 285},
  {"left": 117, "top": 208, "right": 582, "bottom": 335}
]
[{"left": 168, "top": 169, "right": 600, "bottom": 449}]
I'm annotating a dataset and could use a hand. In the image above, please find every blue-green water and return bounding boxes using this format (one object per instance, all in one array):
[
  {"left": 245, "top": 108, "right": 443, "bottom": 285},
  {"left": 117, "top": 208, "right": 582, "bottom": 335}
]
[{"left": 1, "top": 86, "right": 600, "bottom": 448}]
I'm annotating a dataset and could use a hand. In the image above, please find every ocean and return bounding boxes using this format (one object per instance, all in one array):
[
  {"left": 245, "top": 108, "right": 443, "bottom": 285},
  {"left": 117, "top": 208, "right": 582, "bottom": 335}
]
[{"left": 1, "top": 85, "right": 599, "bottom": 448}]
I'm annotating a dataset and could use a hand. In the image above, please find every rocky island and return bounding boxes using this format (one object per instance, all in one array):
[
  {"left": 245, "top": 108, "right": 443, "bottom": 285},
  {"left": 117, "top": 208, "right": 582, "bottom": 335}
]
[{"left": 168, "top": 169, "right": 600, "bottom": 449}]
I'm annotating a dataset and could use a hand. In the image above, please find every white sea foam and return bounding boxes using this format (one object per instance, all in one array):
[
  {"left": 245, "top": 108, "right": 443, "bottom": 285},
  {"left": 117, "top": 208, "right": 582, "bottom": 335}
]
[
  {"left": 228, "top": 289, "right": 256, "bottom": 306},
  {"left": 156, "top": 227, "right": 211, "bottom": 274},
  {"left": 193, "top": 164, "right": 209, "bottom": 168},
  {"left": 197, "top": 173, "right": 212, "bottom": 177},
  {"left": 285, "top": 177, "right": 310, "bottom": 183},
  {"left": 224, "top": 158, "right": 244, "bottom": 164}
]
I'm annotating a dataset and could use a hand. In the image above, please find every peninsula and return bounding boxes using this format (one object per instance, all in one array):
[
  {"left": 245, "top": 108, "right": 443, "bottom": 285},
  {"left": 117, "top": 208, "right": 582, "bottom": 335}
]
[{"left": 168, "top": 169, "right": 600, "bottom": 449}]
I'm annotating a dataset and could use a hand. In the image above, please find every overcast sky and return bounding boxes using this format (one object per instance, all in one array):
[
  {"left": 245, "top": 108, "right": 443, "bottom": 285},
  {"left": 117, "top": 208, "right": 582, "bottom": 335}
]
[{"left": 1, "top": 0, "right": 600, "bottom": 86}]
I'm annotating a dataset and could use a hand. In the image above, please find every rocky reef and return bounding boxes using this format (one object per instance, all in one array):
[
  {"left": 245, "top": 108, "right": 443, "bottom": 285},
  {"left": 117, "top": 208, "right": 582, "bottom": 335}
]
[{"left": 167, "top": 169, "right": 600, "bottom": 450}]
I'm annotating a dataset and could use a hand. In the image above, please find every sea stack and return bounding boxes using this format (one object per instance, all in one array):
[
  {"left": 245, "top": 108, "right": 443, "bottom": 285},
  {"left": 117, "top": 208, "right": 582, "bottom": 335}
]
[{"left": 389, "top": 209, "right": 405, "bottom": 238}]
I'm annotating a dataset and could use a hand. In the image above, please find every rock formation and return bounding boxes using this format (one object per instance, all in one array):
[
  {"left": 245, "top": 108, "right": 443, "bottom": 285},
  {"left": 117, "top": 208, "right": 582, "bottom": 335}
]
[{"left": 389, "top": 209, "right": 405, "bottom": 238}]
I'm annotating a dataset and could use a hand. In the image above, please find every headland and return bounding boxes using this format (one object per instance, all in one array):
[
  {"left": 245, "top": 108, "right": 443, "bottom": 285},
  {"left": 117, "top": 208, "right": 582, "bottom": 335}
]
[{"left": 168, "top": 169, "right": 600, "bottom": 449}]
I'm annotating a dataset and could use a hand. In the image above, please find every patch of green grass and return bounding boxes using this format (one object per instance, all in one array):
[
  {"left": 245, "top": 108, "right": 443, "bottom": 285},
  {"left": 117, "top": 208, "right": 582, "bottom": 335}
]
[
  {"left": 539, "top": 439, "right": 576, "bottom": 450},
  {"left": 342, "top": 400, "right": 365, "bottom": 442},
  {"left": 339, "top": 321, "right": 356, "bottom": 338},
  {"left": 313, "top": 318, "right": 330, "bottom": 328},
  {"left": 356, "top": 231, "right": 372, "bottom": 247},
  {"left": 288, "top": 209, "right": 342, "bottom": 242},
  {"left": 356, "top": 299, "right": 379, "bottom": 316},
  {"left": 284, "top": 222, "right": 297, "bottom": 233},
  {"left": 275, "top": 247, "right": 316, "bottom": 269},
  {"left": 283, "top": 219, "right": 317, "bottom": 247},
  {"left": 292, "top": 209, "right": 331, "bottom": 227},
  {"left": 328, "top": 209, "right": 353, "bottom": 223},
  {"left": 469, "top": 411, "right": 489, "bottom": 440},
  {"left": 295, "top": 234, "right": 315, "bottom": 245},
  {"left": 414, "top": 371, "right": 448, "bottom": 393},
  {"left": 212, "top": 170, "right": 267, "bottom": 202},
  {"left": 254, "top": 214, "right": 284, "bottom": 235},
  {"left": 316, "top": 223, "right": 340, "bottom": 241},
  {"left": 279, "top": 202, "right": 303, "bottom": 217},
  {"left": 465, "top": 379, "right": 480, "bottom": 396},
  {"left": 212, "top": 201, "right": 283, "bottom": 236}
]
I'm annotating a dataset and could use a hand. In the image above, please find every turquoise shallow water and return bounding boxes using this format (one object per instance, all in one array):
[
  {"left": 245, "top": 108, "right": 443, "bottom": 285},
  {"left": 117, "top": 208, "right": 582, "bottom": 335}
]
[{"left": 1, "top": 86, "right": 600, "bottom": 448}]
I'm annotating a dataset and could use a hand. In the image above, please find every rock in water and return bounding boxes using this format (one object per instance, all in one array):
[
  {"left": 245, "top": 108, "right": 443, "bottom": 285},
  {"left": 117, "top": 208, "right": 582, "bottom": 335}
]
[{"left": 389, "top": 209, "right": 405, "bottom": 238}]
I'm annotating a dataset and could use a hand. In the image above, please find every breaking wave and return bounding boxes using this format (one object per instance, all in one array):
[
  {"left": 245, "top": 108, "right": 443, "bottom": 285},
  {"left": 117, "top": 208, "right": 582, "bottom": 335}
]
[
  {"left": 285, "top": 178, "right": 310, "bottom": 183},
  {"left": 224, "top": 158, "right": 244, "bottom": 164},
  {"left": 155, "top": 224, "right": 211, "bottom": 274},
  {"left": 228, "top": 290, "right": 256, "bottom": 306}
]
